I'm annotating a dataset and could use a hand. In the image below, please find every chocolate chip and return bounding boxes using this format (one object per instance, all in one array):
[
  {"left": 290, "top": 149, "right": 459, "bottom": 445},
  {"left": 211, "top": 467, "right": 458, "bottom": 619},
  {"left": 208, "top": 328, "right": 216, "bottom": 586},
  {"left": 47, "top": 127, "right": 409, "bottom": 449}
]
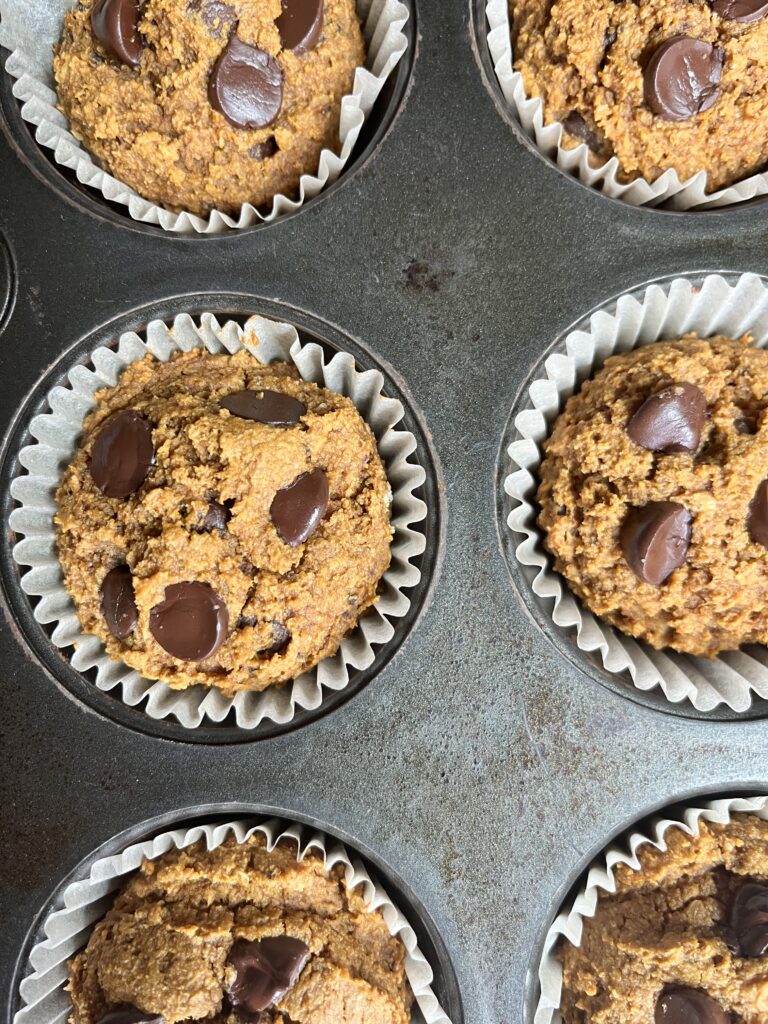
[
  {"left": 748, "top": 480, "right": 768, "bottom": 547},
  {"left": 208, "top": 36, "right": 283, "bottom": 130},
  {"left": 730, "top": 882, "right": 768, "bottom": 956},
  {"left": 204, "top": 501, "right": 231, "bottom": 532},
  {"left": 644, "top": 37, "right": 723, "bottom": 121},
  {"left": 627, "top": 383, "right": 707, "bottom": 454},
  {"left": 100, "top": 565, "right": 138, "bottom": 640},
  {"left": 711, "top": 0, "right": 768, "bottom": 20},
  {"left": 220, "top": 389, "right": 306, "bottom": 425},
  {"left": 97, "top": 1008, "right": 163, "bottom": 1024},
  {"left": 89, "top": 410, "right": 155, "bottom": 499},
  {"left": 192, "top": 0, "right": 237, "bottom": 36},
  {"left": 655, "top": 987, "right": 731, "bottom": 1024},
  {"left": 248, "top": 137, "right": 278, "bottom": 160},
  {"left": 149, "top": 582, "right": 228, "bottom": 661},
  {"left": 228, "top": 936, "right": 310, "bottom": 1017},
  {"left": 561, "top": 111, "right": 602, "bottom": 153},
  {"left": 276, "top": 0, "right": 323, "bottom": 54},
  {"left": 91, "top": 0, "right": 143, "bottom": 67},
  {"left": 270, "top": 468, "right": 329, "bottom": 546},
  {"left": 265, "top": 621, "right": 290, "bottom": 654},
  {"left": 620, "top": 501, "right": 692, "bottom": 585}
]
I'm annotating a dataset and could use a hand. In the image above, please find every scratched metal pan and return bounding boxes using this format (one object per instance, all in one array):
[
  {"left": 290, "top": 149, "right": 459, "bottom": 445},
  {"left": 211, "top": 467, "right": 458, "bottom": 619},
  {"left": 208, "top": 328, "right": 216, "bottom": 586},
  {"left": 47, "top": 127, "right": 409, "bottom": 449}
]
[{"left": 4, "top": 2, "right": 768, "bottom": 1024}]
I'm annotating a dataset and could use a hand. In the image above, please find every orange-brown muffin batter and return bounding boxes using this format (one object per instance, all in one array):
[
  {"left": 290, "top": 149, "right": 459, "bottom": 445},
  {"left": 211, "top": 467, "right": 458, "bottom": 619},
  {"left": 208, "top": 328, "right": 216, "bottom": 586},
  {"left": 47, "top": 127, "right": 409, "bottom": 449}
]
[
  {"left": 55, "top": 349, "right": 392, "bottom": 693},
  {"left": 511, "top": 0, "right": 768, "bottom": 190},
  {"left": 54, "top": 0, "right": 364, "bottom": 215},
  {"left": 560, "top": 815, "right": 768, "bottom": 1024},
  {"left": 538, "top": 335, "right": 768, "bottom": 656},
  {"left": 68, "top": 835, "right": 412, "bottom": 1024}
]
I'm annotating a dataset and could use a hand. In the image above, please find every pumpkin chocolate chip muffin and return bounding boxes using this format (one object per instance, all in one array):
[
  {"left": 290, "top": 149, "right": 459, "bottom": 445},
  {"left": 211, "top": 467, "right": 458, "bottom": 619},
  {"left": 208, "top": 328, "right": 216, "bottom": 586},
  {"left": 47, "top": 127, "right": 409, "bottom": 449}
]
[
  {"left": 54, "top": 348, "right": 392, "bottom": 693},
  {"left": 54, "top": 0, "right": 365, "bottom": 215},
  {"left": 67, "top": 834, "right": 413, "bottom": 1024},
  {"left": 511, "top": 0, "right": 768, "bottom": 191},
  {"left": 537, "top": 335, "right": 768, "bottom": 657},
  {"left": 559, "top": 814, "right": 768, "bottom": 1024}
]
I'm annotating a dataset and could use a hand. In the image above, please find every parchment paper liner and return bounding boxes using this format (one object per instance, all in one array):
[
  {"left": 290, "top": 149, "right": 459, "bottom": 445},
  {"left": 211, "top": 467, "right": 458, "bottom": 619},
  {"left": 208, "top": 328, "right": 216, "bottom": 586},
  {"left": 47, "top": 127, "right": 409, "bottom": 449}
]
[
  {"left": 534, "top": 793, "right": 768, "bottom": 1024},
  {"left": 0, "top": 0, "right": 409, "bottom": 234},
  {"left": 485, "top": 0, "right": 768, "bottom": 211},
  {"left": 504, "top": 271, "right": 768, "bottom": 713},
  {"left": 12, "top": 816, "right": 452, "bottom": 1024},
  {"left": 10, "top": 312, "right": 427, "bottom": 729}
]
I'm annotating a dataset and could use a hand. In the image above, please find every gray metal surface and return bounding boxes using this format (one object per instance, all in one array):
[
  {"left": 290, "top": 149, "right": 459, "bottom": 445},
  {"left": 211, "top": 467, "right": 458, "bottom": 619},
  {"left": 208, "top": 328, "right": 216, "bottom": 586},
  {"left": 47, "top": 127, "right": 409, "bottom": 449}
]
[{"left": 2, "top": 1, "right": 768, "bottom": 1022}]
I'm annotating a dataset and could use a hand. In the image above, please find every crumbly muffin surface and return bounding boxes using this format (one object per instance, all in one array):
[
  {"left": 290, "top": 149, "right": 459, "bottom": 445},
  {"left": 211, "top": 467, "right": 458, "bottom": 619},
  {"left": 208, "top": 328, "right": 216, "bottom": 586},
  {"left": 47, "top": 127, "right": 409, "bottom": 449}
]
[
  {"left": 55, "top": 348, "right": 392, "bottom": 693},
  {"left": 54, "top": 0, "right": 364, "bottom": 216},
  {"left": 511, "top": 0, "right": 768, "bottom": 191},
  {"left": 68, "top": 835, "right": 412, "bottom": 1024},
  {"left": 560, "top": 815, "right": 768, "bottom": 1024},
  {"left": 537, "top": 335, "right": 768, "bottom": 656}
]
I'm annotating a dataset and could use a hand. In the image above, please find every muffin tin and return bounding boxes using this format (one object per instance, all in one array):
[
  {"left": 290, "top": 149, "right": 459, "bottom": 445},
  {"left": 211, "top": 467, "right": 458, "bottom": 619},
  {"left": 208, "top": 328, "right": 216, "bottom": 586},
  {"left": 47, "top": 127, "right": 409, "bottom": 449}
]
[{"left": 5, "top": 2, "right": 768, "bottom": 1023}]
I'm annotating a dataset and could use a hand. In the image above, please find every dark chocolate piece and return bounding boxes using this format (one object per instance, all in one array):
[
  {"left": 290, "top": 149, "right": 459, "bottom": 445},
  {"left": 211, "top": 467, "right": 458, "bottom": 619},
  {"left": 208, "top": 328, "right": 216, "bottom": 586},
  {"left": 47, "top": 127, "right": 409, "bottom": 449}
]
[
  {"left": 208, "top": 36, "right": 283, "bottom": 130},
  {"left": 100, "top": 565, "right": 139, "bottom": 640},
  {"left": 276, "top": 0, "right": 323, "bottom": 54},
  {"left": 711, "top": 0, "right": 768, "bottom": 21},
  {"left": 655, "top": 987, "right": 731, "bottom": 1024},
  {"left": 91, "top": 0, "right": 143, "bottom": 67},
  {"left": 193, "top": 0, "right": 236, "bottom": 35},
  {"left": 89, "top": 410, "right": 155, "bottom": 499},
  {"left": 270, "top": 468, "right": 329, "bottom": 546},
  {"left": 203, "top": 501, "right": 232, "bottom": 532},
  {"left": 644, "top": 37, "right": 723, "bottom": 121},
  {"left": 248, "top": 137, "right": 279, "bottom": 160},
  {"left": 228, "top": 936, "right": 310, "bottom": 1016},
  {"left": 97, "top": 1008, "right": 163, "bottom": 1024},
  {"left": 620, "top": 501, "right": 692, "bottom": 585},
  {"left": 730, "top": 882, "right": 768, "bottom": 957},
  {"left": 627, "top": 383, "right": 707, "bottom": 454},
  {"left": 748, "top": 480, "right": 768, "bottom": 548},
  {"left": 220, "top": 389, "right": 306, "bottom": 425},
  {"left": 149, "top": 582, "right": 228, "bottom": 661},
  {"left": 561, "top": 111, "right": 602, "bottom": 153}
]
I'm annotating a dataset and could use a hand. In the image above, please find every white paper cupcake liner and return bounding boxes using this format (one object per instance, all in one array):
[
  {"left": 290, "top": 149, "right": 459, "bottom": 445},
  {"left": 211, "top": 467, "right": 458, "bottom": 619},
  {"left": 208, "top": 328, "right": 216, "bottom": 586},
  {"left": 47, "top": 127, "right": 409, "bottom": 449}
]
[
  {"left": 13, "top": 815, "right": 452, "bottom": 1024},
  {"left": 0, "top": 0, "right": 409, "bottom": 233},
  {"left": 535, "top": 792, "right": 768, "bottom": 1024},
  {"left": 485, "top": 0, "right": 768, "bottom": 211},
  {"left": 9, "top": 312, "right": 427, "bottom": 730},
  {"left": 504, "top": 271, "right": 768, "bottom": 714}
]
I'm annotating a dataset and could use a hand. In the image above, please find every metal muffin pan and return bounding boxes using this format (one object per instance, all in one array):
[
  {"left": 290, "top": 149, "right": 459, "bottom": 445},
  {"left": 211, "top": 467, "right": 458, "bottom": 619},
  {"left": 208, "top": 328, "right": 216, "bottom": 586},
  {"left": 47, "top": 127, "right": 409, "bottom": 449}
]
[{"left": 4, "top": 1, "right": 768, "bottom": 1022}]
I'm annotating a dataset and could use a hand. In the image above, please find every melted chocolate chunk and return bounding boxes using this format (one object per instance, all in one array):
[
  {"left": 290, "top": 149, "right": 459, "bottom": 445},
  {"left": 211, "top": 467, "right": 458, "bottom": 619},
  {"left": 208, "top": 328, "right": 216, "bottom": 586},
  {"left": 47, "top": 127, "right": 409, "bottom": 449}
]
[
  {"left": 97, "top": 1008, "right": 163, "bottom": 1024},
  {"left": 620, "top": 501, "right": 692, "bottom": 585},
  {"left": 228, "top": 936, "right": 310, "bottom": 1016},
  {"left": 748, "top": 480, "right": 768, "bottom": 547},
  {"left": 711, "top": 0, "right": 768, "bottom": 20},
  {"left": 100, "top": 565, "right": 138, "bottom": 640},
  {"left": 644, "top": 37, "right": 723, "bottom": 121},
  {"left": 655, "top": 987, "right": 731, "bottom": 1024},
  {"left": 220, "top": 389, "right": 306, "bottom": 425},
  {"left": 91, "top": 0, "right": 143, "bottom": 67},
  {"left": 561, "top": 111, "right": 602, "bottom": 153},
  {"left": 276, "top": 0, "right": 324, "bottom": 54},
  {"left": 730, "top": 882, "right": 768, "bottom": 957},
  {"left": 208, "top": 36, "right": 283, "bottom": 130},
  {"left": 248, "top": 136, "right": 279, "bottom": 160},
  {"left": 627, "top": 383, "right": 707, "bottom": 454},
  {"left": 265, "top": 621, "right": 290, "bottom": 654},
  {"left": 203, "top": 501, "right": 232, "bottom": 532},
  {"left": 270, "top": 468, "right": 329, "bottom": 546},
  {"left": 149, "top": 582, "right": 228, "bottom": 661},
  {"left": 89, "top": 410, "right": 155, "bottom": 498},
  {"left": 191, "top": 0, "right": 236, "bottom": 35}
]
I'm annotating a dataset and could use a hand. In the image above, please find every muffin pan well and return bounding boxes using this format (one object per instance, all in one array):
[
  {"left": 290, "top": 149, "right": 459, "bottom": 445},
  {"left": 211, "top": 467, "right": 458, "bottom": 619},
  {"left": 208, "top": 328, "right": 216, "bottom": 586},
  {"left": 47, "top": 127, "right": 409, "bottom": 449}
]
[{"left": 5, "top": 2, "right": 768, "bottom": 1023}]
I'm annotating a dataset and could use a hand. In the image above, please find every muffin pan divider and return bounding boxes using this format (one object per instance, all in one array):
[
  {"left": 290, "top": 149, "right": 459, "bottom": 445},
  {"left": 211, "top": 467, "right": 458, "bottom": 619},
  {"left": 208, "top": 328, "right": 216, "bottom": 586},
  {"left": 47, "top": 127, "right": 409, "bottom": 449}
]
[{"left": 4, "top": 2, "right": 768, "bottom": 1022}]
